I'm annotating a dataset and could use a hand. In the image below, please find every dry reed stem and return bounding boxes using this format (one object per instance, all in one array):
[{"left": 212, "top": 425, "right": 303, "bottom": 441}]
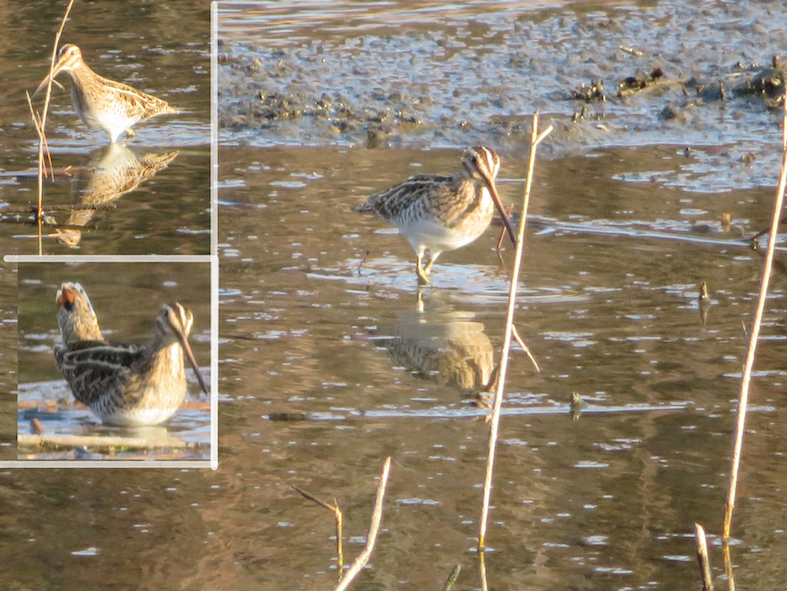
[
  {"left": 722, "top": 90, "right": 787, "bottom": 552},
  {"left": 290, "top": 485, "right": 345, "bottom": 577},
  {"left": 31, "top": 0, "right": 75, "bottom": 253},
  {"left": 478, "top": 114, "right": 554, "bottom": 565},
  {"left": 478, "top": 548, "right": 489, "bottom": 591},
  {"left": 694, "top": 523, "right": 714, "bottom": 591},
  {"left": 333, "top": 457, "right": 391, "bottom": 591}
]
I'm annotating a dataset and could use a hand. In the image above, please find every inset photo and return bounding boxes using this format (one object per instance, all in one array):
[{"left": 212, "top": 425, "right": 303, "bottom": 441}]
[
  {"left": 1, "top": 0, "right": 210, "bottom": 256},
  {"left": 17, "top": 261, "right": 212, "bottom": 462}
]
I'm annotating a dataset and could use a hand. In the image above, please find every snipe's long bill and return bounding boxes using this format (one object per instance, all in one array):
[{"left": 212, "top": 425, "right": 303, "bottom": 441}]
[
  {"left": 54, "top": 282, "right": 209, "bottom": 427},
  {"left": 34, "top": 44, "right": 179, "bottom": 143},
  {"left": 357, "top": 146, "right": 516, "bottom": 285}
]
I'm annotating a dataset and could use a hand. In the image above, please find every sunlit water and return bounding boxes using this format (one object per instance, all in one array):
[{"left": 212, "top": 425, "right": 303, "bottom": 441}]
[{"left": 215, "top": 143, "right": 787, "bottom": 589}]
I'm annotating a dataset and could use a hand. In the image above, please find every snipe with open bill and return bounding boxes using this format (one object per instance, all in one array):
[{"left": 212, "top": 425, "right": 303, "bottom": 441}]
[
  {"left": 53, "top": 282, "right": 208, "bottom": 426},
  {"left": 357, "top": 146, "right": 516, "bottom": 285},
  {"left": 34, "top": 44, "right": 179, "bottom": 143}
]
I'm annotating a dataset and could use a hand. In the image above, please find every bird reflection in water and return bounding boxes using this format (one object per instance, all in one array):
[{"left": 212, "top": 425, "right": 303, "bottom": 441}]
[
  {"left": 55, "top": 143, "right": 178, "bottom": 246},
  {"left": 366, "top": 308, "right": 497, "bottom": 403}
]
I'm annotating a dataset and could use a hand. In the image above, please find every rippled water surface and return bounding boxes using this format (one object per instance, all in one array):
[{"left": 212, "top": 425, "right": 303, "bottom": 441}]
[
  {"left": 215, "top": 142, "right": 787, "bottom": 590},
  {"left": 4, "top": 0, "right": 787, "bottom": 590}
]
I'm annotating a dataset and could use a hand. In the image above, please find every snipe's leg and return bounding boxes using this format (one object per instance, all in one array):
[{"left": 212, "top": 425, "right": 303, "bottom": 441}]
[
  {"left": 422, "top": 251, "right": 441, "bottom": 278},
  {"left": 416, "top": 251, "right": 430, "bottom": 286}
]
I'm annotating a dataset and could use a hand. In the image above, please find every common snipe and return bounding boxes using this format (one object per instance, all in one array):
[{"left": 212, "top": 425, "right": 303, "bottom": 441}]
[
  {"left": 358, "top": 146, "right": 516, "bottom": 285},
  {"left": 54, "top": 282, "right": 209, "bottom": 426},
  {"left": 34, "top": 44, "right": 178, "bottom": 143}
]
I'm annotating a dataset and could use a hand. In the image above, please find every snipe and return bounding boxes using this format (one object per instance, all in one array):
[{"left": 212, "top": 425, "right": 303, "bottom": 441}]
[
  {"left": 34, "top": 44, "right": 178, "bottom": 143},
  {"left": 357, "top": 146, "right": 516, "bottom": 285},
  {"left": 54, "top": 282, "right": 209, "bottom": 426}
]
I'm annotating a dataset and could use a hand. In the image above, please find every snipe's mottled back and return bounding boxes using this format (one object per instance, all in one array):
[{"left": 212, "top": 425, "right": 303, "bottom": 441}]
[
  {"left": 34, "top": 44, "right": 179, "bottom": 143},
  {"left": 54, "top": 282, "right": 208, "bottom": 426},
  {"left": 358, "top": 146, "right": 516, "bottom": 285}
]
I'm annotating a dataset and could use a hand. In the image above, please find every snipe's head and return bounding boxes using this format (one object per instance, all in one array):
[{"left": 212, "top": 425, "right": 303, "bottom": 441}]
[
  {"left": 33, "top": 44, "right": 85, "bottom": 98},
  {"left": 156, "top": 303, "right": 209, "bottom": 396},
  {"left": 460, "top": 146, "right": 516, "bottom": 244},
  {"left": 156, "top": 303, "right": 194, "bottom": 343},
  {"left": 51, "top": 44, "right": 85, "bottom": 74},
  {"left": 460, "top": 146, "right": 501, "bottom": 186},
  {"left": 56, "top": 282, "right": 103, "bottom": 344}
]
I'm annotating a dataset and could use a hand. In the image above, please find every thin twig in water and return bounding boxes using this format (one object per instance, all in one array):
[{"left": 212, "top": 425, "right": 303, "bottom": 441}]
[
  {"left": 496, "top": 204, "right": 514, "bottom": 251},
  {"left": 510, "top": 324, "right": 540, "bottom": 373},
  {"left": 357, "top": 250, "right": 369, "bottom": 276},
  {"left": 722, "top": 542, "right": 735, "bottom": 591},
  {"left": 723, "top": 89, "right": 787, "bottom": 543},
  {"left": 290, "top": 485, "right": 345, "bottom": 578},
  {"left": 694, "top": 523, "right": 714, "bottom": 591},
  {"left": 478, "top": 114, "right": 554, "bottom": 580},
  {"left": 334, "top": 457, "right": 391, "bottom": 591}
]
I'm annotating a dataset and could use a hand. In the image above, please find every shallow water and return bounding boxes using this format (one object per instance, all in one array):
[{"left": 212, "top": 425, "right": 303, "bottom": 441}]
[
  {"left": 214, "top": 142, "right": 787, "bottom": 589},
  {"left": 3, "top": 0, "right": 787, "bottom": 590}
]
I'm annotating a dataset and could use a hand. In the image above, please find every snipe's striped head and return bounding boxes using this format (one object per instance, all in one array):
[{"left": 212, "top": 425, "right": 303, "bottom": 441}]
[
  {"left": 156, "top": 303, "right": 209, "bottom": 396},
  {"left": 33, "top": 44, "right": 84, "bottom": 98},
  {"left": 461, "top": 146, "right": 501, "bottom": 186},
  {"left": 461, "top": 146, "right": 516, "bottom": 245},
  {"left": 56, "top": 282, "right": 102, "bottom": 344},
  {"left": 156, "top": 303, "right": 194, "bottom": 343},
  {"left": 50, "top": 44, "right": 85, "bottom": 75}
]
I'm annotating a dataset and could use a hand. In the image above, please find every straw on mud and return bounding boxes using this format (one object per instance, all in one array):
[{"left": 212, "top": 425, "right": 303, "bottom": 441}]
[
  {"left": 17, "top": 433, "right": 191, "bottom": 450},
  {"left": 334, "top": 457, "right": 391, "bottom": 591},
  {"left": 722, "top": 90, "right": 787, "bottom": 548},
  {"left": 290, "top": 485, "right": 344, "bottom": 577},
  {"left": 478, "top": 113, "right": 553, "bottom": 560},
  {"left": 694, "top": 523, "right": 714, "bottom": 591}
]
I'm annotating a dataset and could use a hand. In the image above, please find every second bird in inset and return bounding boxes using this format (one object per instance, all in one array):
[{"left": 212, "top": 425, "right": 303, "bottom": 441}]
[{"left": 53, "top": 282, "right": 208, "bottom": 426}]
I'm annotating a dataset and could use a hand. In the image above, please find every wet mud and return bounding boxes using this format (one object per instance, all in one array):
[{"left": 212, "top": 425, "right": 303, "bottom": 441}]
[{"left": 219, "top": 0, "right": 787, "bottom": 178}]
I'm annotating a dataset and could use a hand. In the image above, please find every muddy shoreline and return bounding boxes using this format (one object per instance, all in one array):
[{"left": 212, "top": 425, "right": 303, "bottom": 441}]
[{"left": 218, "top": 0, "right": 787, "bottom": 178}]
